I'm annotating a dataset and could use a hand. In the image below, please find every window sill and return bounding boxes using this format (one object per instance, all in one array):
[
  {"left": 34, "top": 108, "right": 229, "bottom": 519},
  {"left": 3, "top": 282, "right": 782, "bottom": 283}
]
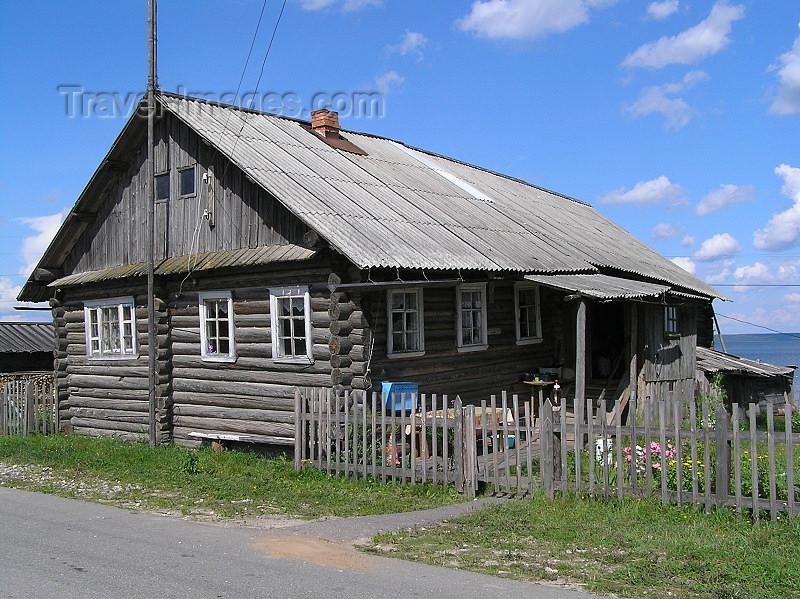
[
  {"left": 86, "top": 354, "right": 140, "bottom": 361},
  {"left": 273, "top": 356, "right": 315, "bottom": 365},
  {"left": 202, "top": 354, "right": 237, "bottom": 363},
  {"left": 516, "top": 337, "right": 543, "bottom": 346},
  {"left": 456, "top": 344, "right": 488, "bottom": 353},
  {"left": 387, "top": 351, "right": 425, "bottom": 360}
]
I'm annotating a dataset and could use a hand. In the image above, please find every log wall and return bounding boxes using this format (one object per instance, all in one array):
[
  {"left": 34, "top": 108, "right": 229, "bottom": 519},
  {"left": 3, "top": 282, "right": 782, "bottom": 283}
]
[{"left": 363, "top": 282, "right": 566, "bottom": 402}]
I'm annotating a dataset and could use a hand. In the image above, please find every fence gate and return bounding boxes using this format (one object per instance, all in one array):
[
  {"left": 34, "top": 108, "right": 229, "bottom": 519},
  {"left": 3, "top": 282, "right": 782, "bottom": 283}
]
[{"left": 0, "top": 373, "right": 57, "bottom": 436}]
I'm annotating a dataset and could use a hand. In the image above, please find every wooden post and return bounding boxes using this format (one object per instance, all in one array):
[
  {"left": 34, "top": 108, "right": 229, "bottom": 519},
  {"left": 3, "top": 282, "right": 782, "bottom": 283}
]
[
  {"left": 463, "top": 405, "right": 477, "bottom": 498},
  {"left": 785, "top": 393, "right": 796, "bottom": 516},
  {"left": 1, "top": 389, "right": 6, "bottom": 435},
  {"left": 575, "top": 299, "right": 587, "bottom": 417},
  {"left": 540, "top": 398, "right": 555, "bottom": 499},
  {"left": 146, "top": 0, "right": 158, "bottom": 448},
  {"left": 294, "top": 388, "right": 302, "bottom": 470},
  {"left": 454, "top": 396, "right": 464, "bottom": 493},
  {"left": 25, "top": 383, "right": 35, "bottom": 436},
  {"left": 714, "top": 399, "right": 731, "bottom": 509},
  {"left": 629, "top": 303, "right": 638, "bottom": 416}
]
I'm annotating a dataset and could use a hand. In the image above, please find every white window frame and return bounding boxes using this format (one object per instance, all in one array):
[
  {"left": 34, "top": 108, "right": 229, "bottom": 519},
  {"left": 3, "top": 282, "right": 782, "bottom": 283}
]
[
  {"left": 199, "top": 291, "right": 236, "bottom": 362},
  {"left": 514, "top": 282, "right": 543, "bottom": 345},
  {"left": 386, "top": 287, "right": 425, "bottom": 359},
  {"left": 84, "top": 297, "right": 138, "bottom": 359},
  {"left": 456, "top": 283, "right": 489, "bottom": 352},
  {"left": 269, "top": 285, "right": 313, "bottom": 364}
]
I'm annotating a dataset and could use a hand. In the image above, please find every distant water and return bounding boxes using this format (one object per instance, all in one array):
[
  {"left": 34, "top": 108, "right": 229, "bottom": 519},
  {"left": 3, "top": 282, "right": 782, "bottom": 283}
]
[{"left": 715, "top": 333, "right": 800, "bottom": 402}]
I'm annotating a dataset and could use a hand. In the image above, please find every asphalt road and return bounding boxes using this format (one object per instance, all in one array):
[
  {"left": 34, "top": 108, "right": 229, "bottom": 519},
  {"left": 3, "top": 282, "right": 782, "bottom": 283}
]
[{"left": 0, "top": 487, "right": 611, "bottom": 599}]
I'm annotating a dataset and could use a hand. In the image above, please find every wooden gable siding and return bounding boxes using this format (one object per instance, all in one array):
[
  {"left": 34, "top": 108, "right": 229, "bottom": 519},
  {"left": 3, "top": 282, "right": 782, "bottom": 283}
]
[
  {"left": 364, "top": 282, "right": 566, "bottom": 403},
  {"left": 64, "top": 113, "right": 311, "bottom": 275}
]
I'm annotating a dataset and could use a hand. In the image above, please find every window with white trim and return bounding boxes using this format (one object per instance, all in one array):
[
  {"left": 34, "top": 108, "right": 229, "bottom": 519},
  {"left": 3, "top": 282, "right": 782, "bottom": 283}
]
[
  {"left": 387, "top": 288, "right": 424, "bottom": 358},
  {"left": 456, "top": 283, "right": 488, "bottom": 351},
  {"left": 269, "top": 285, "right": 313, "bottom": 363},
  {"left": 199, "top": 291, "right": 235, "bottom": 361},
  {"left": 84, "top": 297, "right": 138, "bottom": 358},
  {"left": 514, "top": 282, "right": 542, "bottom": 344}
]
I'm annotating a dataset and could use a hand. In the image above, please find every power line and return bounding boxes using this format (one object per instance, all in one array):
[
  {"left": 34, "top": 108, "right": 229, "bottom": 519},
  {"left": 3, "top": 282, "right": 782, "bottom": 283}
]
[{"left": 716, "top": 312, "right": 800, "bottom": 339}]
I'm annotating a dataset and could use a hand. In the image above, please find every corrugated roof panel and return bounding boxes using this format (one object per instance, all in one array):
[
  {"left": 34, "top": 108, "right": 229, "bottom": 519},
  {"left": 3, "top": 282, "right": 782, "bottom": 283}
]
[
  {"left": 154, "top": 95, "right": 725, "bottom": 297},
  {"left": 0, "top": 322, "right": 54, "bottom": 353},
  {"left": 525, "top": 273, "right": 671, "bottom": 300}
]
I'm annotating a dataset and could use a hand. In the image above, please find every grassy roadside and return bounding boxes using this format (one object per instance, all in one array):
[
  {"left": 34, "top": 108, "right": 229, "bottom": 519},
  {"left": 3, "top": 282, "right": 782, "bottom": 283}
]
[
  {"left": 0, "top": 434, "right": 462, "bottom": 519},
  {"left": 367, "top": 494, "right": 800, "bottom": 599}
]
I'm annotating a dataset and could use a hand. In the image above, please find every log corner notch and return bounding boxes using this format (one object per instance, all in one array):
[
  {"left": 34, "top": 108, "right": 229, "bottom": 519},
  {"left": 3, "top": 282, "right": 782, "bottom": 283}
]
[{"left": 327, "top": 271, "right": 371, "bottom": 391}]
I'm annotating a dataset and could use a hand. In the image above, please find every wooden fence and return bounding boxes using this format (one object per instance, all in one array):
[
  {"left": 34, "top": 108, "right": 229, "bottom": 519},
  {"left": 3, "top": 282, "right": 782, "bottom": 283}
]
[
  {"left": 294, "top": 387, "right": 800, "bottom": 519},
  {"left": 1, "top": 372, "right": 57, "bottom": 436}
]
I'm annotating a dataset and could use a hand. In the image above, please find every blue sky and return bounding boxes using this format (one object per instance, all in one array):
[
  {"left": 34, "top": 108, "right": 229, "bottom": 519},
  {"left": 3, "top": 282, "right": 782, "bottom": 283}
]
[{"left": 1, "top": 1, "right": 799, "bottom": 335}]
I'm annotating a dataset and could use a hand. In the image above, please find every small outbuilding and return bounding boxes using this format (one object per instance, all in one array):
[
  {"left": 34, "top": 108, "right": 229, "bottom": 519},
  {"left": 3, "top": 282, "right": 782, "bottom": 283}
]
[{"left": 0, "top": 322, "right": 54, "bottom": 374}]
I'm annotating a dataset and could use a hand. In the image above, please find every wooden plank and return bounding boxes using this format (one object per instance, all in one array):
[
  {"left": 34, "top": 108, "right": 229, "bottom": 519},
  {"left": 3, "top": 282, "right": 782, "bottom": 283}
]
[
  {"left": 644, "top": 394, "right": 653, "bottom": 496},
  {"left": 381, "top": 393, "right": 387, "bottom": 485},
  {"left": 615, "top": 398, "right": 623, "bottom": 500},
  {"left": 767, "top": 405, "right": 777, "bottom": 522},
  {"left": 513, "top": 394, "right": 522, "bottom": 494},
  {"left": 454, "top": 396, "right": 464, "bottom": 493},
  {"left": 748, "top": 403, "right": 759, "bottom": 522},
  {"left": 490, "top": 394, "right": 499, "bottom": 494},
  {"left": 576, "top": 299, "right": 586, "bottom": 417},
  {"left": 574, "top": 390, "right": 582, "bottom": 494},
  {"left": 431, "top": 394, "right": 438, "bottom": 487},
  {"left": 785, "top": 395, "right": 796, "bottom": 516},
  {"left": 480, "top": 400, "right": 488, "bottom": 487},
  {"left": 630, "top": 397, "right": 638, "bottom": 496},
  {"left": 361, "top": 390, "right": 368, "bottom": 480},
  {"left": 525, "top": 400, "right": 533, "bottom": 496},
  {"left": 702, "top": 396, "right": 712, "bottom": 513},
  {"left": 601, "top": 398, "right": 610, "bottom": 500},
  {"left": 675, "top": 398, "right": 684, "bottom": 507},
  {"left": 688, "top": 401, "right": 700, "bottom": 508},
  {"left": 540, "top": 399, "right": 554, "bottom": 499},
  {"left": 559, "top": 397, "right": 568, "bottom": 494},
  {"left": 732, "top": 404, "right": 742, "bottom": 517},
  {"left": 502, "top": 392, "right": 511, "bottom": 494},
  {"left": 715, "top": 401, "right": 731, "bottom": 509},
  {"left": 464, "top": 405, "right": 477, "bottom": 498},
  {"left": 659, "top": 400, "right": 668, "bottom": 506},
  {"left": 587, "top": 396, "right": 595, "bottom": 495}
]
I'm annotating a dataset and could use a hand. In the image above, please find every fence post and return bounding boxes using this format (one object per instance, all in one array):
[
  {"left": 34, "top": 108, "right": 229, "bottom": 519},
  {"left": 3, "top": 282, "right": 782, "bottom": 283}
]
[
  {"left": 25, "top": 382, "right": 35, "bottom": 436},
  {"left": 540, "top": 399, "right": 555, "bottom": 499},
  {"left": 715, "top": 399, "right": 731, "bottom": 509},
  {"left": 454, "top": 397, "right": 464, "bottom": 493},
  {"left": 463, "top": 405, "right": 477, "bottom": 498},
  {"left": 294, "top": 388, "right": 302, "bottom": 470}
]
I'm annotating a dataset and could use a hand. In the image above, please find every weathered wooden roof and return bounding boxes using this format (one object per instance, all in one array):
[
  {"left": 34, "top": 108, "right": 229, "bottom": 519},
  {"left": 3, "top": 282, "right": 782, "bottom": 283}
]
[
  {"left": 524, "top": 273, "right": 671, "bottom": 300},
  {"left": 0, "top": 322, "right": 53, "bottom": 353},
  {"left": 19, "top": 92, "right": 723, "bottom": 301},
  {"left": 49, "top": 245, "right": 317, "bottom": 288},
  {"left": 696, "top": 346, "right": 795, "bottom": 378}
]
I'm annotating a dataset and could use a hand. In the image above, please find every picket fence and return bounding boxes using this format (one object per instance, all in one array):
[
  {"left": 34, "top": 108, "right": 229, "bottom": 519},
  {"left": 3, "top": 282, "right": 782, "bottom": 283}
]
[
  {"left": 0, "top": 372, "right": 57, "bottom": 436},
  {"left": 294, "top": 387, "right": 800, "bottom": 520}
]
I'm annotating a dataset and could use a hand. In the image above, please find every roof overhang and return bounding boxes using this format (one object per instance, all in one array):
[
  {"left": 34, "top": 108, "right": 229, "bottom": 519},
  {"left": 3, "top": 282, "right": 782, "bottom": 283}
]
[
  {"left": 524, "top": 273, "right": 674, "bottom": 301},
  {"left": 46, "top": 245, "right": 317, "bottom": 291},
  {"left": 696, "top": 346, "right": 795, "bottom": 378}
]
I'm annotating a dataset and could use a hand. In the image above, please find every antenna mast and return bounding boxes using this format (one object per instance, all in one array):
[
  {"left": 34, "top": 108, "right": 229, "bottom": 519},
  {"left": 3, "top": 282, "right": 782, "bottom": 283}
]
[{"left": 146, "top": 0, "right": 158, "bottom": 448}]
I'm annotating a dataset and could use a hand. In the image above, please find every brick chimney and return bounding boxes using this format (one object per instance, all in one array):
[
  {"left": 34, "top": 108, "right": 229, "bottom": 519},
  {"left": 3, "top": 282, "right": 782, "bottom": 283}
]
[{"left": 311, "top": 109, "right": 340, "bottom": 140}]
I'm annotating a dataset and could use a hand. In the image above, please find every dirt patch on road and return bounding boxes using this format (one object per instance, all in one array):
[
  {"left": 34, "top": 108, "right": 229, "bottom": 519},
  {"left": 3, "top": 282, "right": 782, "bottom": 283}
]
[{"left": 254, "top": 535, "right": 372, "bottom": 570}]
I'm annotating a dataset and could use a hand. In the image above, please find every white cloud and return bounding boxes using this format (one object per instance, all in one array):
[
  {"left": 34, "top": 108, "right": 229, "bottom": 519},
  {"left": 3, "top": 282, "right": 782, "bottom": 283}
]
[
  {"left": 646, "top": 1, "right": 679, "bottom": 20},
  {"left": 705, "top": 267, "right": 731, "bottom": 284},
  {"left": 650, "top": 222, "right": 681, "bottom": 241},
  {"left": 374, "top": 71, "right": 405, "bottom": 95},
  {"left": 622, "top": 1, "right": 745, "bottom": 69},
  {"left": 769, "top": 32, "right": 800, "bottom": 115},
  {"left": 752, "top": 164, "right": 800, "bottom": 250},
  {"left": 695, "top": 183, "right": 756, "bottom": 215},
  {"left": 671, "top": 256, "right": 696, "bottom": 274},
  {"left": 693, "top": 233, "right": 741, "bottom": 261},
  {"left": 598, "top": 175, "right": 687, "bottom": 207},
  {"left": 456, "top": 0, "right": 620, "bottom": 41},
  {"left": 624, "top": 70, "right": 708, "bottom": 129},
  {"left": 18, "top": 210, "right": 67, "bottom": 277},
  {"left": 734, "top": 261, "right": 771, "bottom": 283},
  {"left": 0, "top": 277, "right": 22, "bottom": 310},
  {"left": 298, "top": 0, "right": 382, "bottom": 11},
  {"left": 680, "top": 234, "right": 696, "bottom": 248},
  {"left": 387, "top": 32, "right": 428, "bottom": 60},
  {"left": 784, "top": 293, "right": 800, "bottom": 303}
]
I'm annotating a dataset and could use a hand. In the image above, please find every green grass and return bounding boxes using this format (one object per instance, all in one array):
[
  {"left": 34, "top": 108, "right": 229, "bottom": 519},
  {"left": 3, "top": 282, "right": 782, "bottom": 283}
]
[
  {"left": 368, "top": 494, "right": 800, "bottom": 599},
  {"left": 0, "top": 434, "right": 463, "bottom": 519}
]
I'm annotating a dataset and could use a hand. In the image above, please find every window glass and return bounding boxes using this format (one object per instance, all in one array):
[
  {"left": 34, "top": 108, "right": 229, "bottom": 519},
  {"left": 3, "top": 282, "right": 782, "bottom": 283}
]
[
  {"left": 515, "top": 284, "right": 542, "bottom": 344},
  {"left": 179, "top": 166, "right": 195, "bottom": 197},
  {"left": 457, "top": 284, "right": 487, "bottom": 350},
  {"left": 270, "top": 286, "right": 312, "bottom": 362},
  {"left": 155, "top": 173, "right": 170, "bottom": 200},
  {"left": 200, "top": 293, "right": 235, "bottom": 360},
  {"left": 387, "top": 289, "right": 424, "bottom": 357}
]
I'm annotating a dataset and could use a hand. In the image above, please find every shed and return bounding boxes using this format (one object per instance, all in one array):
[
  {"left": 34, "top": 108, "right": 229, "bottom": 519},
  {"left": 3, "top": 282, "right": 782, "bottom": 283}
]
[{"left": 0, "top": 322, "right": 54, "bottom": 374}]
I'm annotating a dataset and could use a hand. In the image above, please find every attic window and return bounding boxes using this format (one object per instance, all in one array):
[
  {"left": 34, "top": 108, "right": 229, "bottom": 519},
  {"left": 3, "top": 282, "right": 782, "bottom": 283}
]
[
  {"left": 179, "top": 166, "right": 196, "bottom": 197},
  {"left": 155, "top": 173, "right": 169, "bottom": 201}
]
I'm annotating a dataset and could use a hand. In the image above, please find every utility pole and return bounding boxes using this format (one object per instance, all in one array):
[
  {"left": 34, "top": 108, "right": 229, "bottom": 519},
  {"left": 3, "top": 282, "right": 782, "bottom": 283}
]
[{"left": 146, "top": 0, "right": 158, "bottom": 448}]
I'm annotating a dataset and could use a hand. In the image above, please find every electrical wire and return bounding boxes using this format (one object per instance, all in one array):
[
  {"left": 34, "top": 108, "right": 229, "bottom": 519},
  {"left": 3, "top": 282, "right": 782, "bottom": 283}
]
[{"left": 715, "top": 312, "right": 800, "bottom": 339}]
